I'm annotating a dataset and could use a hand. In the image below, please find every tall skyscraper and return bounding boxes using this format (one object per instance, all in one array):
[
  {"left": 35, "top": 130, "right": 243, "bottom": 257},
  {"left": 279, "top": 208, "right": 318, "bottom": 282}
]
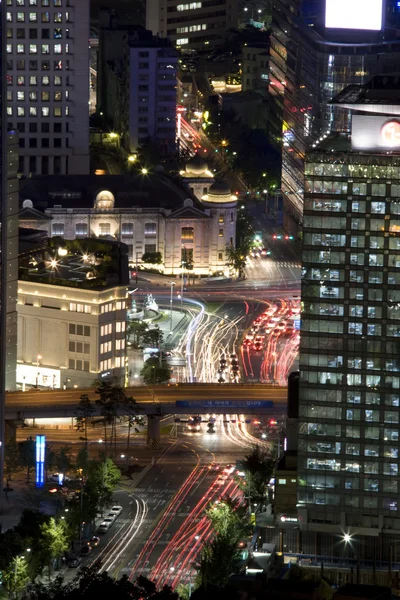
[
  {"left": 5, "top": 0, "right": 90, "bottom": 176},
  {"left": 146, "top": 0, "right": 238, "bottom": 50},
  {"left": 269, "top": 0, "right": 400, "bottom": 223},
  {"left": 298, "top": 77, "right": 400, "bottom": 558}
]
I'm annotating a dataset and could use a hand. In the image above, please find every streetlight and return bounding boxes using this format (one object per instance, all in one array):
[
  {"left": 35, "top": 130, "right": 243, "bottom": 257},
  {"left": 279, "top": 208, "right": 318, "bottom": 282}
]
[
  {"left": 169, "top": 281, "right": 176, "bottom": 332},
  {"left": 128, "top": 155, "right": 137, "bottom": 163},
  {"left": 141, "top": 167, "right": 148, "bottom": 175}
]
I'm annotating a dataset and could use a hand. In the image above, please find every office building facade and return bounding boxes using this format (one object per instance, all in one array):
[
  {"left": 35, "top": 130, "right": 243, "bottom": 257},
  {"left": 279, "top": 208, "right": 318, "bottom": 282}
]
[
  {"left": 146, "top": 0, "right": 238, "bottom": 50},
  {"left": 298, "top": 99, "right": 400, "bottom": 556},
  {"left": 269, "top": 0, "right": 400, "bottom": 221},
  {"left": 6, "top": 0, "right": 90, "bottom": 176}
]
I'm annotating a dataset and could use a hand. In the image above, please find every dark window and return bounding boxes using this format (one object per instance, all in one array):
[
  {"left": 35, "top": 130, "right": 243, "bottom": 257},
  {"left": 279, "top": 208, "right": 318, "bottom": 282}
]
[
  {"left": 29, "top": 138, "right": 37, "bottom": 148},
  {"left": 29, "top": 156, "right": 37, "bottom": 173},
  {"left": 41, "top": 28, "right": 50, "bottom": 38},
  {"left": 41, "top": 122, "right": 50, "bottom": 133},
  {"left": 29, "top": 122, "right": 37, "bottom": 132},
  {"left": 42, "top": 156, "right": 49, "bottom": 175},
  {"left": 54, "top": 155, "right": 61, "bottom": 174},
  {"left": 29, "top": 28, "right": 37, "bottom": 38},
  {"left": 41, "top": 138, "right": 49, "bottom": 148},
  {"left": 53, "top": 122, "right": 61, "bottom": 132},
  {"left": 54, "top": 138, "right": 61, "bottom": 148},
  {"left": 17, "top": 122, "right": 25, "bottom": 133},
  {"left": 19, "top": 138, "right": 25, "bottom": 148}
]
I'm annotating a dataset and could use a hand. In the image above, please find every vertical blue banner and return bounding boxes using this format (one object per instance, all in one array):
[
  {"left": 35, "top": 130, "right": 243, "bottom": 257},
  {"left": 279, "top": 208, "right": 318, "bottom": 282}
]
[{"left": 36, "top": 435, "right": 45, "bottom": 488}]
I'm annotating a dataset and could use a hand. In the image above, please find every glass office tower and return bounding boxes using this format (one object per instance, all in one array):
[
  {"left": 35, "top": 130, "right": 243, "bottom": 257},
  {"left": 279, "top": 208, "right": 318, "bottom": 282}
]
[{"left": 298, "top": 95, "right": 400, "bottom": 557}]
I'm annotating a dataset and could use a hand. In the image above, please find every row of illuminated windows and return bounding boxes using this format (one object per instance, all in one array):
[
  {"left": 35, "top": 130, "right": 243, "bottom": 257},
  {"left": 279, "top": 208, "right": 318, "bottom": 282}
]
[
  {"left": 301, "top": 371, "right": 400, "bottom": 389},
  {"left": 7, "top": 105, "right": 67, "bottom": 117},
  {"left": 100, "top": 357, "right": 124, "bottom": 371},
  {"left": 306, "top": 286, "right": 400, "bottom": 304},
  {"left": 304, "top": 267, "right": 400, "bottom": 282},
  {"left": 100, "top": 322, "right": 127, "bottom": 336},
  {"left": 301, "top": 474, "right": 399, "bottom": 494},
  {"left": 52, "top": 222, "right": 157, "bottom": 237},
  {"left": 301, "top": 320, "right": 385, "bottom": 335},
  {"left": 8, "top": 59, "right": 67, "bottom": 70},
  {"left": 100, "top": 340, "right": 125, "bottom": 354},
  {"left": 300, "top": 353, "right": 400, "bottom": 370},
  {"left": 302, "top": 303, "right": 388, "bottom": 318},
  {"left": 7, "top": 42, "right": 68, "bottom": 53},
  {"left": 7, "top": 74, "right": 64, "bottom": 85},
  {"left": 68, "top": 341, "right": 89, "bottom": 354},
  {"left": 176, "top": 23, "right": 207, "bottom": 33},
  {"left": 301, "top": 405, "right": 399, "bottom": 422},
  {"left": 306, "top": 200, "right": 400, "bottom": 214},
  {"left": 7, "top": 12, "right": 66, "bottom": 22},
  {"left": 305, "top": 181, "right": 400, "bottom": 196},
  {"left": 69, "top": 302, "right": 91, "bottom": 314},
  {"left": 300, "top": 389, "right": 400, "bottom": 407},
  {"left": 304, "top": 233, "right": 400, "bottom": 247},
  {"left": 306, "top": 458, "right": 399, "bottom": 477},
  {"left": 304, "top": 162, "right": 400, "bottom": 179},
  {"left": 9, "top": 90, "right": 65, "bottom": 101},
  {"left": 304, "top": 216, "right": 400, "bottom": 231},
  {"left": 298, "top": 492, "right": 399, "bottom": 511},
  {"left": 301, "top": 422, "right": 399, "bottom": 441},
  {"left": 305, "top": 441, "right": 399, "bottom": 458},
  {"left": 7, "top": 0, "right": 62, "bottom": 5}
]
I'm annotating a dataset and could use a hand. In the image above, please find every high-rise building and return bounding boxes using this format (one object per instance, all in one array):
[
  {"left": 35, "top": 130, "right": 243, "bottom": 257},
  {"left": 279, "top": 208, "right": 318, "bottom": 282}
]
[
  {"left": 269, "top": 0, "right": 400, "bottom": 223},
  {"left": 99, "top": 19, "right": 178, "bottom": 155},
  {"left": 146, "top": 0, "right": 238, "bottom": 51},
  {"left": 6, "top": 0, "right": 90, "bottom": 176},
  {"left": 298, "top": 77, "right": 400, "bottom": 558}
]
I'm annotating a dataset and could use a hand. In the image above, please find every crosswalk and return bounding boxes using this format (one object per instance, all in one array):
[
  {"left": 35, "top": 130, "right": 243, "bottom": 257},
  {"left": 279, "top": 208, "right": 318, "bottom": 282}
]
[{"left": 274, "top": 262, "right": 302, "bottom": 268}]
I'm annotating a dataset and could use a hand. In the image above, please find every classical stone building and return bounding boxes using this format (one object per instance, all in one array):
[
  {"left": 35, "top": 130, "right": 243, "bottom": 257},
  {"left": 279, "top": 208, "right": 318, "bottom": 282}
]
[{"left": 19, "top": 159, "right": 237, "bottom": 276}]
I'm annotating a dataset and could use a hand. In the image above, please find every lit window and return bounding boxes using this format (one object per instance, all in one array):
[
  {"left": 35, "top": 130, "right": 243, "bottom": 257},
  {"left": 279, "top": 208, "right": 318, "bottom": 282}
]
[{"left": 278, "top": 479, "right": 287, "bottom": 484}]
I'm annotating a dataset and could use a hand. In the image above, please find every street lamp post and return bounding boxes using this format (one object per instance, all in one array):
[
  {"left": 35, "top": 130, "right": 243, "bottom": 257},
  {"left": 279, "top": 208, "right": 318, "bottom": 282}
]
[{"left": 169, "top": 281, "right": 176, "bottom": 333}]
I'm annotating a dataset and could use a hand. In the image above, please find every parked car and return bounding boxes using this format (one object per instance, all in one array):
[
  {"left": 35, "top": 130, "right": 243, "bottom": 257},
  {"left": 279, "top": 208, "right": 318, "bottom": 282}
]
[
  {"left": 109, "top": 505, "right": 123, "bottom": 517},
  {"left": 68, "top": 557, "right": 81, "bottom": 568}
]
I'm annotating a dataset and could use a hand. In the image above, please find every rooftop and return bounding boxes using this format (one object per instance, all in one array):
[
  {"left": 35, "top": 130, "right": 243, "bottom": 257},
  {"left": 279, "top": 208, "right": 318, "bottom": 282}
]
[
  {"left": 18, "top": 237, "right": 129, "bottom": 290},
  {"left": 19, "top": 172, "right": 201, "bottom": 213}
]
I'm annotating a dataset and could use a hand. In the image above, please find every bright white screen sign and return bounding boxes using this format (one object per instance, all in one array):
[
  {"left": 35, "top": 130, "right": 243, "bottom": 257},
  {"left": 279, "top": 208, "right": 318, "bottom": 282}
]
[{"left": 325, "top": 0, "right": 383, "bottom": 30}]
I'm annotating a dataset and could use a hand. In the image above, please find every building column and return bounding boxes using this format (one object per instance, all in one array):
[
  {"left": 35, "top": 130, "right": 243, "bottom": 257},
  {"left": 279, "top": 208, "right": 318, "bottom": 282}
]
[{"left": 147, "top": 414, "right": 161, "bottom": 448}]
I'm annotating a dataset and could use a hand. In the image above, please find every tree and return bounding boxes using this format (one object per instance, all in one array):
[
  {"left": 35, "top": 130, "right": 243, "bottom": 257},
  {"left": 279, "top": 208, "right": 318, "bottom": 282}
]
[
  {"left": 40, "top": 518, "right": 70, "bottom": 577},
  {"left": 140, "top": 357, "right": 171, "bottom": 384},
  {"left": 95, "top": 381, "right": 127, "bottom": 454},
  {"left": 75, "top": 394, "right": 95, "bottom": 448},
  {"left": 54, "top": 446, "right": 73, "bottom": 475},
  {"left": 127, "top": 319, "right": 148, "bottom": 348},
  {"left": 124, "top": 395, "right": 138, "bottom": 450},
  {"left": 4, "top": 438, "right": 23, "bottom": 487},
  {"left": 4, "top": 555, "right": 30, "bottom": 598},
  {"left": 206, "top": 498, "right": 250, "bottom": 539},
  {"left": 142, "top": 251, "right": 163, "bottom": 265},
  {"left": 18, "top": 437, "right": 36, "bottom": 482},
  {"left": 225, "top": 246, "right": 247, "bottom": 277},
  {"left": 83, "top": 458, "right": 121, "bottom": 515},
  {"left": 236, "top": 446, "right": 276, "bottom": 512},
  {"left": 195, "top": 534, "right": 241, "bottom": 589},
  {"left": 142, "top": 326, "right": 164, "bottom": 349}
]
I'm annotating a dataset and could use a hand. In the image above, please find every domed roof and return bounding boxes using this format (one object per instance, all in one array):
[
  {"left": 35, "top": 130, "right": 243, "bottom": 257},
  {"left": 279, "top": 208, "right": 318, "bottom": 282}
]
[
  {"left": 208, "top": 180, "right": 231, "bottom": 196},
  {"left": 185, "top": 154, "right": 208, "bottom": 176}
]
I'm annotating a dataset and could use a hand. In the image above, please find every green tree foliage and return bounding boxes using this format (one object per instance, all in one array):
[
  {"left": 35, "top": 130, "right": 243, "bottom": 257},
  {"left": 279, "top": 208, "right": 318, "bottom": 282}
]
[
  {"left": 236, "top": 446, "right": 276, "bottom": 511},
  {"left": 4, "top": 437, "right": 23, "bottom": 486},
  {"left": 140, "top": 357, "right": 171, "bottom": 384},
  {"left": 206, "top": 498, "right": 250, "bottom": 539},
  {"left": 225, "top": 246, "right": 247, "bottom": 277},
  {"left": 0, "top": 530, "right": 25, "bottom": 573},
  {"left": 54, "top": 446, "right": 73, "bottom": 475},
  {"left": 142, "top": 251, "right": 163, "bottom": 264},
  {"left": 127, "top": 319, "right": 148, "bottom": 348},
  {"left": 22, "top": 568, "right": 178, "bottom": 600},
  {"left": 40, "top": 518, "right": 70, "bottom": 576},
  {"left": 142, "top": 326, "right": 164, "bottom": 349},
  {"left": 4, "top": 555, "right": 30, "bottom": 598},
  {"left": 195, "top": 534, "right": 241, "bottom": 589}
]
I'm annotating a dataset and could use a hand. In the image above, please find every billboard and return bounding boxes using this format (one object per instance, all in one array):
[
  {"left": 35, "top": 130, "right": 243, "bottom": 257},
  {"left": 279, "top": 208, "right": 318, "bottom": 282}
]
[
  {"left": 325, "top": 0, "right": 383, "bottom": 30},
  {"left": 352, "top": 115, "right": 400, "bottom": 151},
  {"left": 36, "top": 435, "right": 46, "bottom": 488}
]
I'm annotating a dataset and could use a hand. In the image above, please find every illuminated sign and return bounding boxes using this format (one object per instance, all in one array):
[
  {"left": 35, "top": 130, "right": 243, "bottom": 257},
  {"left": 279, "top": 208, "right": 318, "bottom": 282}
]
[
  {"left": 36, "top": 435, "right": 45, "bottom": 488},
  {"left": 17, "top": 364, "right": 60, "bottom": 389},
  {"left": 280, "top": 515, "right": 298, "bottom": 523},
  {"left": 325, "top": 0, "right": 383, "bottom": 30},
  {"left": 351, "top": 115, "right": 400, "bottom": 151}
]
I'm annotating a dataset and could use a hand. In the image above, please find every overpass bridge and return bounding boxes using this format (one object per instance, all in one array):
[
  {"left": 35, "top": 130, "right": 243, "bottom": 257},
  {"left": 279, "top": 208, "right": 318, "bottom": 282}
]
[{"left": 5, "top": 384, "right": 288, "bottom": 445}]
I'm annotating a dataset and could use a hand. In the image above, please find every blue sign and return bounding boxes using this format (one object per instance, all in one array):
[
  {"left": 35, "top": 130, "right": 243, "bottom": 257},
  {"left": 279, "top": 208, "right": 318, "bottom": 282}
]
[
  {"left": 36, "top": 435, "right": 45, "bottom": 488},
  {"left": 294, "top": 319, "right": 301, "bottom": 330},
  {"left": 176, "top": 400, "right": 274, "bottom": 408}
]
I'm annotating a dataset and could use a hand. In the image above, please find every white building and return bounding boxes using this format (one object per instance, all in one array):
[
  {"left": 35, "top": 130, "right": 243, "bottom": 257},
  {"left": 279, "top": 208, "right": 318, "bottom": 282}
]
[
  {"left": 17, "top": 279, "right": 128, "bottom": 390},
  {"left": 146, "top": 0, "right": 238, "bottom": 51},
  {"left": 6, "top": 0, "right": 90, "bottom": 176},
  {"left": 19, "top": 158, "right": 237, "bottom": 276}
]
